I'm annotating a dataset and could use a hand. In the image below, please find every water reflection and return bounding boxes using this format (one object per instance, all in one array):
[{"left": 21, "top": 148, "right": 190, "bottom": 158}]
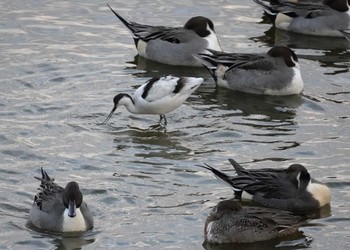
[
  {"left": 252, "top": 26, "right": 350, "bottom": 51},
  {"left": 203, "top": 233, "right": 312, "bottom": 250},
  {"left": 198, "top": 87, "right": 302, "bottom": 147},
  {"left": 26, "top": 225, "right": 96, "bottom": 250},
  {"left": 52, "top": 235, "right": 95, "bottom": 250},
  {"left": 110, "top": 127, "right": 192, "bottom": 160},
  {"left": 202, "top": 87, "right": 303, "bottom": 120},
  {"left": 126, "top": 55, "right": 210, "bottom": 78}
]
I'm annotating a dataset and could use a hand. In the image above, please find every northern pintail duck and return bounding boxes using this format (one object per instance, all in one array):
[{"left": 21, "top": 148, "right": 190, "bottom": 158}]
[
  {"left": 199, "top": 159, "right": 331, "bottom": 213},
  {"left": 101, "top": 76, "right": 203, "bottom": 127},
  {"left": 194, "top": 46, "right": 304, "bottom": 95},
  {"left": 254, "top": 0, "right": 350, "bottom": 37},
  {"left": 29, "top": 168, "right": 94, "bottom": 232},
  {"left": 107, "top": 4, "right": 222, "bottom": 66},
  {"left": 205, "top": 199, "right": 308, "bottom": 244}
]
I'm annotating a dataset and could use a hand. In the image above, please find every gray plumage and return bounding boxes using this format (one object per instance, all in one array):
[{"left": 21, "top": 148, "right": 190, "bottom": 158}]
[{"left": 194, "top": 46, "right": 304, "bottom": 95}]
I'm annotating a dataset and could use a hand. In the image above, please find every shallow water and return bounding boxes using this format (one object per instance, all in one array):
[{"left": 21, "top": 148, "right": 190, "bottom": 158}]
[{"left": 1, "top": 0, "right": 350, "bottom": 249}]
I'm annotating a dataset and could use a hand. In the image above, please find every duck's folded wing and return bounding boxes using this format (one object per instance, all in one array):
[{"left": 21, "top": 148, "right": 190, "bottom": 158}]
[
  {"left": 216, "top": 53, "right": 267, "bottom": 67},
  {"left": 233, "top": 174, "right": 297, "bottom": 198},
  {"left": 132, "top": 25, "right": 185, "bottom": 43},
  {"left": 34, "top": 179, "right": 63, "bottom": 211},
  {"left": 228, "top": 158, "right": 285, "bottom": 177},
  {"left": 254, "top": 0, "right": 328, "bottom": 18},
  {"left": 227, "top": 57, "right": 274, "bottom": 72}
]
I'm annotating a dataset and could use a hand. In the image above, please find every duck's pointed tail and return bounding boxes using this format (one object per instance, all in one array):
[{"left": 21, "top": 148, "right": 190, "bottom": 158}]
[
  {"left": 193, "top": 54, "right": 218, "bottom": 82},
  {"left": 107, "top": 4, "right": 135, "bottom": 33},
  {"left": 253, "top": 0, "right": 279, "bottom": 21}
]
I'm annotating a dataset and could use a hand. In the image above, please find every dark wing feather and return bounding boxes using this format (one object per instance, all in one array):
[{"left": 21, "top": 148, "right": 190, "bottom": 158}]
[
  {"left": 131, "top": 25, "right": 183, "bottom": 43},
  {"left": 107, "top": 4, "right": 183, "bottom": 44},
  {"left": 227, "top": 57, "right": 274, "bottom": 72},
  {"left": 197, "top": 163, "right": 234, "bottom": 188},
  {"left": 254, "top": 0, "right": 329, "bottom": 19},
  {"left": 33, "top": 168, "right": 63, "bottom": 210},
  {"left": 211, "top": 53, "right": 268, "bottom": 68},
  {"left": 228, "top": 158, "right": 286, "bottom": 178}
]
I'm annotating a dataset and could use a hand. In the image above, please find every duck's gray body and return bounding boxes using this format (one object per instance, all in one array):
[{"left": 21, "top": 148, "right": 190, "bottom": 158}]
[
  {"left": 107, "top": 4, "right": 222, "bottom": 66},
  {"left": 194, "top": 46, "right": 304, "bottom": 95}
]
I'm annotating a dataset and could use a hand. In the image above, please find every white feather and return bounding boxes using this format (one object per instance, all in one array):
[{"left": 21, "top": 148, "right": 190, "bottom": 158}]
[
  {"left": 62, "top": 208, "right": 87, "bottom": 232},
  {"left": 307, "top": 182, "right": 331, "bottom": 207},
  {"left": 204, "top": 25, "right": 223, "bottom": 52}
]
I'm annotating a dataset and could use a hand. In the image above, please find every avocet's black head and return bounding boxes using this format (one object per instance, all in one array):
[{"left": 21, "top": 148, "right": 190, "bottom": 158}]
[
  {"left": 113, "top": 93, "right": 131, "bottom": 107},
  {"left": 101, "top": 93, "right": 132, "bottom": 125},
  {"left": 267, "top": 46, "right": 298, "bottom": 67},
  {"left": 62, "top": 181, "right": 83, "bottom": 218},
  {"left": 184, "top": 16, "right": 215, "bottom": 37}
]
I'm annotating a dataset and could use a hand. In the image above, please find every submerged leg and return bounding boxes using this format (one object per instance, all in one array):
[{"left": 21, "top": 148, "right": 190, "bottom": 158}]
[
  {"left": 150, "top": 115, "right": 167, "bottom": 130},
  {"left": 159, "top": 115, "right": 167, "bottom": 126}
]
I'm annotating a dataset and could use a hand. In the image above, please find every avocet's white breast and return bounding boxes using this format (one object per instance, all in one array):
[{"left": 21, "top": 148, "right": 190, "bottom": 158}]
[{"left": 62, "top": 208, "right": 87, "bottom": 232}]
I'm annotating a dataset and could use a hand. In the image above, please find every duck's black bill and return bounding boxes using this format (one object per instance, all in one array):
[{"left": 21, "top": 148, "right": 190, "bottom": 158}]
[
  {"left": 100, "top": 106, "right": 116, "bottom": 125},
  {"left": 68, "top": 200, "right": 77, "bottom": 218}
]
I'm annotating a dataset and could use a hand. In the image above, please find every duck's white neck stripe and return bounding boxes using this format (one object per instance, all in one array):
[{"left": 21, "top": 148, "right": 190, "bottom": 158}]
[
  {"left": 62, "top": 208, "right": 87, "bottom": 232},
  {"left": 204, "top": 25, "right": 222, "bottom": 52},
  {"left": 296, "top": 172, "right": 301, "bottom": 189}
]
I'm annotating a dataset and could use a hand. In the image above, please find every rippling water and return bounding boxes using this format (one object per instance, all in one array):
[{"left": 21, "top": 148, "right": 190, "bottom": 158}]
[{"left": 1, "top": 0, "right": 350, "bottom": 249}]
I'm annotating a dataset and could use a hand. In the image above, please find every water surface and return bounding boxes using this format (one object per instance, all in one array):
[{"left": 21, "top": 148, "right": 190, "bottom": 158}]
[{"left": 1, "top": 0, "right": 350, "bottom": 249}]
